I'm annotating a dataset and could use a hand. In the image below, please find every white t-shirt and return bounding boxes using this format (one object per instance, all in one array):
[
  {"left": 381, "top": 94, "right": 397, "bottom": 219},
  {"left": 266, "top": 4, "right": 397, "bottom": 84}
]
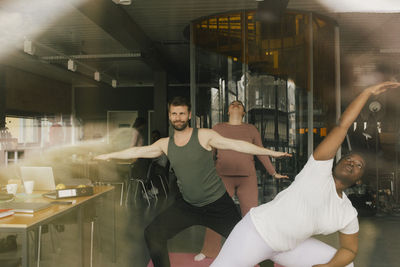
[{"left": 250, "top": 155, "right": 359, "bottom": 252}]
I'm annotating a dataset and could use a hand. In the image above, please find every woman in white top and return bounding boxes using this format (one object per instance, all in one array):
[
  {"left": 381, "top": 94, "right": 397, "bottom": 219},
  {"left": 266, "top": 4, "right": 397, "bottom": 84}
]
[{"left": 211, "top": 81, "right": 400, "bottom": 267}]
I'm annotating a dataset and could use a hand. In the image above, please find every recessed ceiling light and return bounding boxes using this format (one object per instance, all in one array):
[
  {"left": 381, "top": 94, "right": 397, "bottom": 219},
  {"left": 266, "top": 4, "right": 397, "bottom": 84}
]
[
  {"left": 67, "top": 60, "right": 77, "bottom": 72},
  {"left": 94, "top": 71, "right": 101, "bottom": 82},
  {"left": 112, "top": 79, "right": 118, "bottom": 88},
  {"left": 112, "top": 0, "right": 132, "bottom": 5},
  {"left": 23, "top": 40, "right": 35, "bottom": 55}
]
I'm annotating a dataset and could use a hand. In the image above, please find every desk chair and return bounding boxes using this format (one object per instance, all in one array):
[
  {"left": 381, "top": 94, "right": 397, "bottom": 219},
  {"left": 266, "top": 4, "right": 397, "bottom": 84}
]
[
  {"left": 125, "top": 158, "right": 171, "bottom": 206},
  {"left": 125, "top": 159, "right": 152, "bottom": 206},
  {"left": 147, "top": 160, "right": 169, "bottom": 199}
]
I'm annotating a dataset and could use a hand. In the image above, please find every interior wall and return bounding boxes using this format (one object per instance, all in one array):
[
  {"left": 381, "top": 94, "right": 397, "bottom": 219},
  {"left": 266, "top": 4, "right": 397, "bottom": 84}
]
[
  {"left": 5, "top": 67, "right": 71, "bottom": 115},
  {"left": 74, "top": 86, "right": 153, "bottom": 121},
  {"left": 75, "top": 85, "right": 154, "bottom": 141},
  {"left": 74, "top": 84, "right": 189, "bottom": 121}
]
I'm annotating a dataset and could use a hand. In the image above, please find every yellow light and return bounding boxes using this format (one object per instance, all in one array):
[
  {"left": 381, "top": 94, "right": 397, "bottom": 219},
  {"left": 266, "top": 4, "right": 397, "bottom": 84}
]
[{"left": 273, "top": 51, "right": 278, "bottom": 69}]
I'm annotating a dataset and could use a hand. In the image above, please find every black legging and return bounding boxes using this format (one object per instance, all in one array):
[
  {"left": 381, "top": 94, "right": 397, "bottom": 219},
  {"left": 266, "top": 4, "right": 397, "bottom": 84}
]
[{"left": 144, "top": 192, "right": 241, "bottom": 267}]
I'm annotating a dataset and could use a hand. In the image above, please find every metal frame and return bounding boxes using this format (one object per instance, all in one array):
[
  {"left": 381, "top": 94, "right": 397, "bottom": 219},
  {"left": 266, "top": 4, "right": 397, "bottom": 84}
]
[{"left": 0, "top": 188, "right": 115, "bottom": 267}]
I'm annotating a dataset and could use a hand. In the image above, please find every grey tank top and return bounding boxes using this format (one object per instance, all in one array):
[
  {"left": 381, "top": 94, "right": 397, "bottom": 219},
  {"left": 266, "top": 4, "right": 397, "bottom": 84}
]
[{"left": 168, "top": 128, "right": 226, "bottom": 207}]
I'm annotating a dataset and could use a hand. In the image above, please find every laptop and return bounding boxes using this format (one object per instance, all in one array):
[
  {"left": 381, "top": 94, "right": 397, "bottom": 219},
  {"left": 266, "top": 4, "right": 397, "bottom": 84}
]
[{"left": 20, "top": 167, "right": 56, "bottom": 191}]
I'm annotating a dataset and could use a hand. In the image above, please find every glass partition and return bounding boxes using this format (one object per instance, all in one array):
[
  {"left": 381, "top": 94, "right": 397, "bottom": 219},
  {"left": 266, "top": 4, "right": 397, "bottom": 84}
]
[{"left": 188, "top": 9, "right": 338, "bottom": 177}]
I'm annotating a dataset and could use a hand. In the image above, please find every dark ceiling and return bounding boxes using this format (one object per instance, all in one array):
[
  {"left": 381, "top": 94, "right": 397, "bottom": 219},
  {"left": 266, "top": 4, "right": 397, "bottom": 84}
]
[{"left": 1, "top": 0, "right": 400, "bottom": 89}]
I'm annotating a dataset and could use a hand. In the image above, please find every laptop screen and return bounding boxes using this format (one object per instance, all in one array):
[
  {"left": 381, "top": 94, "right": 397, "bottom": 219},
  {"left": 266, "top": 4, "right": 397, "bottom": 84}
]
[{"left": 20, "top": 167, "right": 56, "bottom": 191}]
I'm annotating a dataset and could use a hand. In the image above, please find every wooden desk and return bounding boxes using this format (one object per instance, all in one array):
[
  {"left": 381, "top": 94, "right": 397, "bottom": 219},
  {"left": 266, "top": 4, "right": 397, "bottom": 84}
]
[{"left": 0, "top": 186, "right": 115, "bottom": 267}]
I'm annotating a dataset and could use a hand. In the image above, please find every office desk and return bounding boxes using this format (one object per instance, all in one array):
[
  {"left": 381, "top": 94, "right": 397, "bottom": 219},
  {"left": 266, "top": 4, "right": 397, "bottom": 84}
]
[{"left": 0, "top": 186, "right": 115, "bottom": 267}]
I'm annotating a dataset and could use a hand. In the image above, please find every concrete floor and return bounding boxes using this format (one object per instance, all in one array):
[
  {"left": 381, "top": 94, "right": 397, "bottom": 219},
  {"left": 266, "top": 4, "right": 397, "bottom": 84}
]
[{"left": 2, "top": 178, "right": 400, "bottom": 267}]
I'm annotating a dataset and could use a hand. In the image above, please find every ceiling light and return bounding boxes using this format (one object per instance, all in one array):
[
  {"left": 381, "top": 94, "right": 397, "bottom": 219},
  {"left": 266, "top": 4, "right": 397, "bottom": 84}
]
[
  {"left": 94, "top": 71, "right": 101, "bottom": 82},
  {"left": 67, "top": 59, "right": 77, "bottom": 72},
  {"left": 23, "top": 40, "right": 35, "bottom": 55},
  {"left": 112, "top": 79, "right": 118, "bottom": 88},
  {"left": 112, "top": 0, "right": 132, "bottom": 5}
]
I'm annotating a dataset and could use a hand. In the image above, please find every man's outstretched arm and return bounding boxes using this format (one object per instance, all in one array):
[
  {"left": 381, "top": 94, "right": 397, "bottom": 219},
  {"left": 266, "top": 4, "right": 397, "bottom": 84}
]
[
  {"left": 94, "top": 138, "right": 167, "bottom": 161},
  {"left": 205, "top": 129, "right": 291, "bottom": 158},
  {"left": 314, "top": 81, "right": 400, "bottom": 161}
]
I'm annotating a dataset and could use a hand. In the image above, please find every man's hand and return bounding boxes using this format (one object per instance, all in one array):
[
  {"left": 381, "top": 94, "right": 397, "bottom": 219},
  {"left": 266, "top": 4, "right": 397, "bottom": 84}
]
[
  {"left": 365, "top": 81, "right": 400, "bottom": 96},
  {"left": 94, "top": 154, "right": 111, "bottom": 161},
  {"left": 312, "top": 264, "right": 329, "bottom": 267}
]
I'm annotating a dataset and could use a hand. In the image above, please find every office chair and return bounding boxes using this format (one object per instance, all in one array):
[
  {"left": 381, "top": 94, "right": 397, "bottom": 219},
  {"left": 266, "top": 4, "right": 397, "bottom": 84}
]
[
  {"left": 125, "top": 159, "right": 169, "bottom": 206},
  {"left": 125, "top": 159, "right": 152, "bottom": 206}
]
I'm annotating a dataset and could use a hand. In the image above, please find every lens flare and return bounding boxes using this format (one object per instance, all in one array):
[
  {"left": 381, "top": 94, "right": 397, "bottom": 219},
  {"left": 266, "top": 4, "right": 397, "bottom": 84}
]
[
  {"left": 316, "top": 0, "right": 400, "bottom": 12},
  {"left": 0, "top": 0, "right": 86, "bottom": 60}
]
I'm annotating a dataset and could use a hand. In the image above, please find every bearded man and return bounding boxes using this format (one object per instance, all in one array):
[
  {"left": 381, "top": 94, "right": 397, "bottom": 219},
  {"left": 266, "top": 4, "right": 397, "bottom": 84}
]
[{"left": 95, "top": 96, "right": 290, "bottom": 267}]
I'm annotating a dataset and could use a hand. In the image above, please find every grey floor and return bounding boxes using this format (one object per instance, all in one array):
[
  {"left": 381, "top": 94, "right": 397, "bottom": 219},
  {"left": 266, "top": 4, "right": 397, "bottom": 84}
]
[{"left": 2, "top": 178, "right": 400, "bottom": 267}]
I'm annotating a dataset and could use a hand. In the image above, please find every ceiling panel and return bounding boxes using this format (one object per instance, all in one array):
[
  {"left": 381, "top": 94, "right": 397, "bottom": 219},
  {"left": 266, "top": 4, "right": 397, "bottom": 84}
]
[
  {"left": 1, "top": 0, "right": 400, "bottom": 88},
  {"left": 38, "top": 11, "right": 132, "bottom": 56}
]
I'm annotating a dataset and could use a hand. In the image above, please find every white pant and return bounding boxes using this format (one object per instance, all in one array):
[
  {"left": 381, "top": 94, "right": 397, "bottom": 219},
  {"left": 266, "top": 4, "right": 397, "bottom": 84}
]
[{"left": 211, "top": 213, "right": 354, "bottom": 267}]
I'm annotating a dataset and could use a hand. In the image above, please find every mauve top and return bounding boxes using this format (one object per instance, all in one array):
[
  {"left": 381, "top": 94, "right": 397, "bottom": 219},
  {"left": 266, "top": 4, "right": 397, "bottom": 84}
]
[{"left": 212, "top": 123, "right": 276, "bottom": 177}]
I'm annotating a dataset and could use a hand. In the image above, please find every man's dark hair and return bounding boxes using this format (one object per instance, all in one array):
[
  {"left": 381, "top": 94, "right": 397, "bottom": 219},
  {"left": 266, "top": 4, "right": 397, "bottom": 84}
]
[
  {"left": 151, "top": 130, "right": 161, "bottom": 139},
  {"left": 151, "top": 130, "right": 162, "bottom": 143},
  {"left": 133, "top": 117, "right": 147, "bottom": 128},
  {"left": 168, "top": 96, "right": 191, "bottom": 112},
  {"left": 152, "top": 129, "right": 161, "bottom": 136}
]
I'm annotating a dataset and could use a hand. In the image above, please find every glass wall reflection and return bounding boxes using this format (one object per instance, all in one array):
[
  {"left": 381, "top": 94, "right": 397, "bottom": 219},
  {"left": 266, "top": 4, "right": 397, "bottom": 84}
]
[{"left": 189, "top": 9, "right": 338, "bottom": 176}]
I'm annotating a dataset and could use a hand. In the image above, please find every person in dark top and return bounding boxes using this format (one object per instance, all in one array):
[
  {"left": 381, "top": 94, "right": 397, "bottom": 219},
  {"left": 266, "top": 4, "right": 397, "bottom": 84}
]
[{"left": 95, "top": 97, "right": 290, "bottom": 267}]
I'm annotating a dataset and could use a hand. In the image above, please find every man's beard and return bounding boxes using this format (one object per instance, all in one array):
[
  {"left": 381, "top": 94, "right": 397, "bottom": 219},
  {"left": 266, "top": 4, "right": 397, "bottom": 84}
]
[{"left": 171, "top": 120, "right": 189, "bottom": 131}]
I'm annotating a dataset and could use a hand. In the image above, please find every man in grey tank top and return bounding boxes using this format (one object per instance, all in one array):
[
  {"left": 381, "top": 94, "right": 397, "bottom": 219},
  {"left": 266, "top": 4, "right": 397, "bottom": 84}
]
[{"left": 95, "top": 97, "right": 290, "bottom": 267}]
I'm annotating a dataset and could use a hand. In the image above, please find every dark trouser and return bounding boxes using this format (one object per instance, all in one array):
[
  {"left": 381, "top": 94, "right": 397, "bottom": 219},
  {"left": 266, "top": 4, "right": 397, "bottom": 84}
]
[{"left": 144, "top": 192, "right": 241, "bottom": 267}]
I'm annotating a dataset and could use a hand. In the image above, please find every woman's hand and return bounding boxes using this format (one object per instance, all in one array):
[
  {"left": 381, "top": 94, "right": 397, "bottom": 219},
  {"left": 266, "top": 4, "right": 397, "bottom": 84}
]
[
  {"left": 365, "top": 81, "right": 400, "bottom": 96},
  {"left": 273, "top": 173, "right": 289, "bottom": 179},
  {"left": 271, "top": 151, "right": 292, "bottom": 158}
]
